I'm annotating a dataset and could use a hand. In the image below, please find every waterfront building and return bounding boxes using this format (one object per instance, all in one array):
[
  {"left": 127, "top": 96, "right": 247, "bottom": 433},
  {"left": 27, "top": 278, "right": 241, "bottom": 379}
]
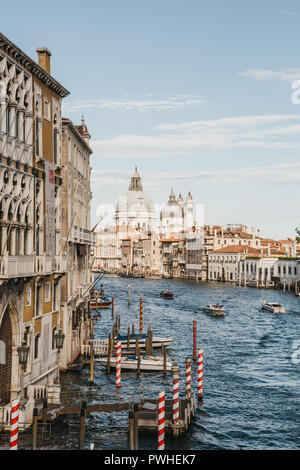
[
  {"left": 0, "top": 33, "right": 69, "bottom": 426},
  {"left": 208, "top": 245, "right": 262, "bottom": 283},
  {"left": 239, "top": 251, "right": 300, "bottom": 287},
  {"left": 60, "top": 117, "right": 93, "bottom": 369}
]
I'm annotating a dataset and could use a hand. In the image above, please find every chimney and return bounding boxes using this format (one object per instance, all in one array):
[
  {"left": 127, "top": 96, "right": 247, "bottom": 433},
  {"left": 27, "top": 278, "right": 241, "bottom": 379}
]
[
  {"left": 251, "top": 227, "right": 256, "bottom": 239},
  {"left": 36, "top": 47, "right": 52, "bottom": 75}
]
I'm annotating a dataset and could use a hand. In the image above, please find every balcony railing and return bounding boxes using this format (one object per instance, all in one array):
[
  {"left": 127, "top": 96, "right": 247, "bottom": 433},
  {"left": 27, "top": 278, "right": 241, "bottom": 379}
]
[
  {"left": 70, "top": 226, "right": 95, "bottom": 245},
  {"left": 0, "top": 255, "right": 35, "bottom": 278}
]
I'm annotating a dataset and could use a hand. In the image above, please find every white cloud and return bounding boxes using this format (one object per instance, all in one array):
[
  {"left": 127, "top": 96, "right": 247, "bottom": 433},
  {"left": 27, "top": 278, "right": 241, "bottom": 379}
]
[
  {"left": 280, "top": 10, "right": 296, "bottom": 16},
  {"left": 62, "top": 94, "right": 208, "bottom": 113},
  {"left": 90, "top": 114, "right": 300, "bottom": 159},
  {"left": 238, "top": 69, "right": 300, "bottom": 83}
]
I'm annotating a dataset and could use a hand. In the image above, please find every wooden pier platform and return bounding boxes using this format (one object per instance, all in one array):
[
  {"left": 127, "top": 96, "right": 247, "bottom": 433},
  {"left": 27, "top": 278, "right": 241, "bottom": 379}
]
[{"left": 138, "top": 396, "right": 196, "bottom": 435}]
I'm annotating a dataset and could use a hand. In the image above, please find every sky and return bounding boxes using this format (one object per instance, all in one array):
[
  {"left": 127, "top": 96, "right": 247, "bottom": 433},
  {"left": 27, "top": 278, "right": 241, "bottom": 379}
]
[{"left": 2, "top": 0, "right": 300, "bottom": 239}]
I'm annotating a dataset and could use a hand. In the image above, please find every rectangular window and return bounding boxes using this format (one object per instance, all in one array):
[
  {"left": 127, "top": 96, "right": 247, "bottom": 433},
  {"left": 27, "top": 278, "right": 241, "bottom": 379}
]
[{"left": 44, "top": 98, "right": 51, "bottom": 120}]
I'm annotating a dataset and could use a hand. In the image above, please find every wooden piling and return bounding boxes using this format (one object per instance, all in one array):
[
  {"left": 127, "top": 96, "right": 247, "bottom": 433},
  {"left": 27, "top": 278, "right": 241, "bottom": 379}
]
[
  {"left": 112, "top": 296, "right": 114, "bottom": 318},
  {"left": 137, "top": 347, "right": 141, "bottom": 376},
  {"left": 129, "top": 410, "right": 134, "bottom": 450},
  {"left": 162, "top": 344, "right": 167, "bottom": 375},
  {"left": 133, "top": 404, "right": 139, "bottom": 450},
  {"left": 135, "top": 334, "right": 139, "bottom": 356},
  {"left": 112, "top": 323, "right": 116, "bottom": 339},
  {"left": 193, "top": 320, "right": 197, "bottom": 361},
  {"left": 107, "top": 333, "right": 111, "bottom": 374},
  {"left": 149, "top": 328, "right": 153, "bottom": 355},
  {"left": 127, "top": 327, "right": 130, "bottom": 351},
  {"left": 79, "top": 402, "right": 87, "bottom": 450},
  {"left": 132, "top": 323, "right": 135, "bottom": 335},
  {"left": 90, "top": 346, "right": 94, "bottom": 384},
  {"left": 32, "top": 408, "right": 38, "bottom": 450}
]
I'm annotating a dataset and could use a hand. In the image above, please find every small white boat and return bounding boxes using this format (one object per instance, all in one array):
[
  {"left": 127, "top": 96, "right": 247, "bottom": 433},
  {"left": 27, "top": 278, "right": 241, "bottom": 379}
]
[
  {"left": 97, "top": 354, "right": 172, "bottom": 371},
  {"left": 114, "top": 334, "right": 174, "bottom": 349},
  {"left": 203, "top": 304, "right": 225, "bottom": 316},
  {"left": 262, "top": 301, "right": 286, "bottom": 313}
]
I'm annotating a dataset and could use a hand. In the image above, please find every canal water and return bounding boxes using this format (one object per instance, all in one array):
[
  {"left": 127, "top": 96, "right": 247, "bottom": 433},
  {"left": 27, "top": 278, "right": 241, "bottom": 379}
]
[{"left": 56, "top": 276, "right": 300, "bottom": 450}]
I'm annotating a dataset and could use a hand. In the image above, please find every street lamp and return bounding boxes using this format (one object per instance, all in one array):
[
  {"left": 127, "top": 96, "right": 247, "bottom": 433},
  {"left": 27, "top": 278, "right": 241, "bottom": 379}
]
[
  {"left": 17, "top": 340, "right": 30, "bottom": 368},
  {"left": 17, "top": 340, "right": 30, "bottom": 404},
  {"left": 54, "top": 328, "right": 65, "bottom": 384}
]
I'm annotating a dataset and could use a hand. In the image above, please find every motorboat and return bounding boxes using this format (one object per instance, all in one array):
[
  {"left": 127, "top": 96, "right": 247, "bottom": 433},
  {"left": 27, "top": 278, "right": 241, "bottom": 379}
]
[
  {"left": 160, "top": 290, "right": 174, "bottom": 299},
  {"left": 114, "top": 333, "right": 174, "bottom": 349},
  {"left": 261, "top": 301, "right": 286, "bottom": 313},
  {"left": 203, "top": 304, "right": 225, "bottom": 316},
  {"left": 97, "top": 353, "right": 172, "bottom": 371}
]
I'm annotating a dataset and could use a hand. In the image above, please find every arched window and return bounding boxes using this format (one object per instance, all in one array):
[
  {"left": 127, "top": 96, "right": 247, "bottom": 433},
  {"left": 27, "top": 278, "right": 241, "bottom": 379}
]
[{"left": 34, "top": 333, "right": 40, "bottom": 359}]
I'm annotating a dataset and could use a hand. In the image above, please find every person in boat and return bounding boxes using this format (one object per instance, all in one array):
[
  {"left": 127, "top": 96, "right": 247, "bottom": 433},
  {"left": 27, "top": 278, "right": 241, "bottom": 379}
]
[{"left": 100, "top": 284, "right": 105, "bottom": 297}]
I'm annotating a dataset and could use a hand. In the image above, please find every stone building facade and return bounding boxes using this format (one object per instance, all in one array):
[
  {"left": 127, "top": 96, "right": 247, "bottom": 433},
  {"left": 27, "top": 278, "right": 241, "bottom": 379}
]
[
  {"left": 60, "top": 117, "right": 93, "bottom": 369},
  {"left": 0, "top": 33, "right": 93, "bottom": 428}
]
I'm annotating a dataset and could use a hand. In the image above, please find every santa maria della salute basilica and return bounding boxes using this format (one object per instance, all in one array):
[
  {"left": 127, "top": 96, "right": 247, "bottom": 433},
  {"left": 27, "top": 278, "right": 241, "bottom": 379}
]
[
  {"left": 93, "top": 168, "right": 203, "bottom": 278},
  {"left": 115, "top": 167, "right": 197, "bottom": 236}
]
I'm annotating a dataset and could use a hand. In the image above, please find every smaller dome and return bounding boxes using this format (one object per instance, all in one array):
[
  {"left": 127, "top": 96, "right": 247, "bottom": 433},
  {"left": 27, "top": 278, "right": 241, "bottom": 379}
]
[{"left": 160, "top": 188, "right": 183, "bottom": 220}]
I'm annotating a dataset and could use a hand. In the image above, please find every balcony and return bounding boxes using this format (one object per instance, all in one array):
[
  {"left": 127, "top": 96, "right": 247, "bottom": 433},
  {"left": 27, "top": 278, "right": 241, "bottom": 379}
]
[
  {"left": 0, "top": 255, "right": 35, "bottom": 278},
  {"left": 70, "top": 226, "right": 95, "bottom": 245},
  {"left": 35, "top": 255, "right": 52, "bottom": 275},
  {"left": 54, "top": 254, "right": 68, "bottom": 273}
]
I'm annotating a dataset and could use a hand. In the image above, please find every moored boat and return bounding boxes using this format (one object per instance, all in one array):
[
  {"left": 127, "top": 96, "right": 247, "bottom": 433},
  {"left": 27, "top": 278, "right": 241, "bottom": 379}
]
[
  {"left": 261, "top": 301, "right": 286, "bottom": 313},
  {"left": 97, "top": 354, "right": 172, "bottom": 371},
  {"left": 114, "top": 333, "right": 174, "bottom": 349},
  {"left": 90, "top": 296, "right": 112, "bottom": 309}
]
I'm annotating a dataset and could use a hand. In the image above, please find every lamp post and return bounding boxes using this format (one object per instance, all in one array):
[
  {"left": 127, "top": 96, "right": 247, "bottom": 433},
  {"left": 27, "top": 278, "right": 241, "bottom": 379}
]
[
  {"left": 17, "top": 340, "right": 29, "bottom": 404},
  {"left": 54, "top": 328, "right": 65, "bottom": 384}
]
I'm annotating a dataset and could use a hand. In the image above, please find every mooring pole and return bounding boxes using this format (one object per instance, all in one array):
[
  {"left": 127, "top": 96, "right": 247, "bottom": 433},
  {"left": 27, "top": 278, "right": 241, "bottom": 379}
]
[
  {"left": 132, "top": 323, "right": 135, "bottom": 335},
  {"left": 79, "top": 402, "right": 87, "bottom": 450},
  {"left": 107, "top": 333, "right": 111, "bottom": 374},
  {"left": 127, "top": 327, "right": 130, "bottom": 351},
  {"left": 112, "top": 296, "right": 114, "bottom": 319},
  {"left": 32, "top": 408, "right": 38, "bottom": 450},
  {"left": 139, "top": 297, "right": 143, "bottom": 334},
  {"left": 129, "top": 410, "right": 134, "bottom": 450},
  {"left": 133, "top": 404, "right": 139, "bottom": 450},
  {"left": 90, "top": 344, "right": 94, "bottom": 384},
  {"left": 185, "top": 357, "right": 192, "bottom": 401},
  {"left": 163, "top": 344, "right": 167, "bottom": 375},
  {"left": 197, "top": 348, "right": 204, "bottom": 402},
  {"left": 171, "top": 360, "right": 180, "bottom": 438},
  {"left": 137, "top": 346, "right": 141, "bottom": 376},
  {"left": 193, "top": 320, "right": 197, "bottom": 361}
]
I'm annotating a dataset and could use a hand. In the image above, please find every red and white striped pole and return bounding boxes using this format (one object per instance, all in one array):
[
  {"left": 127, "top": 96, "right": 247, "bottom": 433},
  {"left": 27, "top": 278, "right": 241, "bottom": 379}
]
[
  {"left": 10, "top": 399, "right": 20, "bottom": 450},
  {"left": 158, "top": 391, "right": 165, "bottom": 450},
  {"left": 185, "top": 357, "right": 192, "bottom": 401},
  {"left": 116, "top": 341, "right": 121, "bottom": 388},
  {"left": 193, "top": 320, "right": 197, "bottom": 361},
  {"left": 288, "top": 280, "right": 291, "bottom": 292},
  {"left": 197, "top": 348, "right": 204, "bottom": 402},
  {"left": 171, "top": 361, "right": 180, "bottom": 431}
]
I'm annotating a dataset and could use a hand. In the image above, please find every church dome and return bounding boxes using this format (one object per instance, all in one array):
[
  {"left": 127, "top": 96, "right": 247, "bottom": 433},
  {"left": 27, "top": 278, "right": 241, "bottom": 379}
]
[
  {"left": 115, "top": 168, "right": 157, "bottom": 231},
  {"left": 160, "top": 188, "right": 183, "bottom": 221}
]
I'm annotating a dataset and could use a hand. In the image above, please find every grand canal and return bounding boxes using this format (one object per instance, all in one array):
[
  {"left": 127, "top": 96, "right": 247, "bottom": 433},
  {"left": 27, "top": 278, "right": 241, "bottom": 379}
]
[{"left": 52, "top": 276, "right": 300, "bottom": 449}]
